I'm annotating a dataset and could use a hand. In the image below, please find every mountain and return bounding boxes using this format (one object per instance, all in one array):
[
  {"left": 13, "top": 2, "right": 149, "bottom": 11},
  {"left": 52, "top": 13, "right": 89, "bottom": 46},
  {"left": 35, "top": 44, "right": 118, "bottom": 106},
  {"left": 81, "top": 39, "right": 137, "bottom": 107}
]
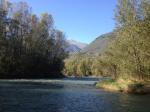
[
  {"left": 66, "top": 40, "right": 88, "bottom": 53},
  {"left": 82, "top": 32, "right": 115, "bottom": 55}
]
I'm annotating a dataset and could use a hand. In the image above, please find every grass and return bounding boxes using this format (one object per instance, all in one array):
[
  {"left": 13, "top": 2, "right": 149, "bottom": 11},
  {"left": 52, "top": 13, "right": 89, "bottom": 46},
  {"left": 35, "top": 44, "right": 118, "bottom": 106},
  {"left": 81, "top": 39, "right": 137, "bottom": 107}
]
[
  {"left": 96, "top": 78, "right": 150, "bottom": 94},
  {"left": 96, "top": 79, "right": 123, "bottom": 92}
]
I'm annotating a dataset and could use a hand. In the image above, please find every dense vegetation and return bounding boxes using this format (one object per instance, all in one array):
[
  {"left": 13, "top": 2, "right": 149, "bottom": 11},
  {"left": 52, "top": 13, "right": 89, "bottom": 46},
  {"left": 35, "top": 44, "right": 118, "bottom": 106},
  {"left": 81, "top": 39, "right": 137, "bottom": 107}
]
[
  {"left": 106, "top": 0, "right": 150, "bottom": 81},
  {"left": 64, "top": 0, "right": 150, "bottom": 82},
  {"left": 0, "top": 0, "right": 149, "bottom": 81},
  {"left": 63, "top": 53, "right": 114, "bottom": 77},
  {"left": 64, "top": 33, "right": 115, "bottom": 77},
  {"left": 64, "top": 54, "right": 93, "bottom": 77},
  {"left": 0, "top": 1, "right": 67, "bottom": 78},
  {"left": 64, "top": 48, "right": 122, "bottom": 78}
]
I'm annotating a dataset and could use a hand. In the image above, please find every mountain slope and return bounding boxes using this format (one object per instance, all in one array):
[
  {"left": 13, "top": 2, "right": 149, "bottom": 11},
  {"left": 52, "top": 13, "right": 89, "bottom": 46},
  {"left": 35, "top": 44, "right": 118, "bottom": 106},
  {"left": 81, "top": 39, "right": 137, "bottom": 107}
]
[
  {"left": 66, "top": 40, "right": 88, "bottom": 53},
  {"left": 82, "top": 32, "right": 115, "bottom": 55}
]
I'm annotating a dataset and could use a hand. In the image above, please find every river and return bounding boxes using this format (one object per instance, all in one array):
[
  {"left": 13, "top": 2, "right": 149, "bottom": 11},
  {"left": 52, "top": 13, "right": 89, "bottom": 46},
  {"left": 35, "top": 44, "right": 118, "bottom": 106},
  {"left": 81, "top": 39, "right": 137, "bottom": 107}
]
[{"left": 0, "top": 78, "right": 150, "bottom": 112}]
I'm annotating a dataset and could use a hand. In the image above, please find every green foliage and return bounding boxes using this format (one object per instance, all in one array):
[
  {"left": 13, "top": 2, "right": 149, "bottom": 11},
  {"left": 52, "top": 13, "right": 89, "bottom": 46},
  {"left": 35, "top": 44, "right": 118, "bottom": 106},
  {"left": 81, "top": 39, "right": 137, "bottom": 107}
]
[
  {"left": 65, "top": 0, "right": 150, "bottom": 82},
  {"left": 115, "top": 0, "right": 140, "bottom": 26},
  {"left": 105, "top": 0, "right": 150, "bottom": 81},
  {"left": 141, "top": 0, "right": 150, "bottom": 19},
  {"left": 0, "top": 1, "right": 68, "bottom": 78},
  {"left": 63, "top": 54, "right": 112, "bottom": 77},
  {"left": 64, "top": 54, "right": 91, "bottom": 77}
]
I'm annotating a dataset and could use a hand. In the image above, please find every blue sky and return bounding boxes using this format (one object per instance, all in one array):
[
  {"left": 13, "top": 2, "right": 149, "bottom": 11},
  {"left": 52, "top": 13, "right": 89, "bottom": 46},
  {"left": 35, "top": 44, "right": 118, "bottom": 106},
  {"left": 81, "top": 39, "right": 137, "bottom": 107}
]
[{"left": 10, "top": 0, "right": 117, "bottom": 44}]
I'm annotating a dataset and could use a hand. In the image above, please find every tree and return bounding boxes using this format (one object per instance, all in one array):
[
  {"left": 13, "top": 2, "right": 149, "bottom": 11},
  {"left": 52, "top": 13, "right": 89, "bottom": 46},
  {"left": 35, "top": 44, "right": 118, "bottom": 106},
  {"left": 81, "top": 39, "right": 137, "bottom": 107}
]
[
  {"left": 115, "top": 0, "right": 139, "bottom": 26},
  {"left": 105, "top": 0, "right": 150, "bottom": 80},
  {"left": 0, "top": 1, "right": 68, "bottom": 78},
  {"left": 141, "top": 0, "right": 150, "bottom": 19}
]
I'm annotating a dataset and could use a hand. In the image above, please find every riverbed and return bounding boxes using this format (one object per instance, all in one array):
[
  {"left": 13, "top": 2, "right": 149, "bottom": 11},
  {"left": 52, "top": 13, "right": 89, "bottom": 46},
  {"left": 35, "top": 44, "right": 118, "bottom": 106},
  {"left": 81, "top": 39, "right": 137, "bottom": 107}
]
[{"left": 0, "top": 78, "right": 150, "bottom": 112}]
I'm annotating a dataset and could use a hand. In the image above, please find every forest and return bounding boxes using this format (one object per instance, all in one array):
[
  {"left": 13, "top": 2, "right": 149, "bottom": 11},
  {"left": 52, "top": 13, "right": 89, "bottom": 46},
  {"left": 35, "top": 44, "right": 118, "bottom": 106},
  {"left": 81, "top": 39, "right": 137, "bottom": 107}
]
[
  {"left": 64, "top": 0, "right": 150, "bottom": 82},
  {"left": 0, "top": 0, "right": 150, "bottom": 81},
  {"left": 0, "top": 1, "right": 150, "bottom": 112},
  {"left": 0, "top": 1, "right": 68, "bottom": 78}
]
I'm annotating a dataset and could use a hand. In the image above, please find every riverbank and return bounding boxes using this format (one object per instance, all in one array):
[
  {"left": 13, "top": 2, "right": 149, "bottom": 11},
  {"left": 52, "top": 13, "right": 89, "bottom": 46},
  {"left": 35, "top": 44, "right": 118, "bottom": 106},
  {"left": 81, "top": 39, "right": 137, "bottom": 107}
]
[
  {"left": 96, "top": 79, "right": 150, "bottom": 94},
  {"left": 0, "top": 73, "right": 65, "bottom": 79}
]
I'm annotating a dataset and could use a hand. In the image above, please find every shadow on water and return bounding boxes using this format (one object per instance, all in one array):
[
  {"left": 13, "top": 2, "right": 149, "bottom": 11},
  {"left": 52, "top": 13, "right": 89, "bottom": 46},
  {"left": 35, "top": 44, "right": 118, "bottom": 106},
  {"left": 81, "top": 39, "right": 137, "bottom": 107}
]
[{"left": 0, "top": 78, "right": 150, "bottom": 112}]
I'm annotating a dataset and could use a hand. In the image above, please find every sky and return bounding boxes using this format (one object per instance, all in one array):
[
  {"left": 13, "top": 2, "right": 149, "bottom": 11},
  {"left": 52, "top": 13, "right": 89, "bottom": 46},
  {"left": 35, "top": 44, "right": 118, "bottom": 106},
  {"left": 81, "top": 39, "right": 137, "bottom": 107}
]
[{"left": 10, "top": 0, "right": 117, "bottom": 44}]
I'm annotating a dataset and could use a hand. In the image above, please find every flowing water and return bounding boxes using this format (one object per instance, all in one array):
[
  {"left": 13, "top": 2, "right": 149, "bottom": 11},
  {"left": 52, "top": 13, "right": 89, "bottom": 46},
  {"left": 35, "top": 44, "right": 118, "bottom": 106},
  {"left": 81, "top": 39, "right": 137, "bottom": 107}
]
[{"left": 0, "top": 78, "right": 150, "bottom": 112}]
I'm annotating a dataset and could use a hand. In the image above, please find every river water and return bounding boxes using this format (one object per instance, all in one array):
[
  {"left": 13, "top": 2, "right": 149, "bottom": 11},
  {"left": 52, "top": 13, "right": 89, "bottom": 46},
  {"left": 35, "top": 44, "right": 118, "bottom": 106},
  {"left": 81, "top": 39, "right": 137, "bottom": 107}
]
[{"left": 0, "top": 78, "right": 150, "bottom": 112}]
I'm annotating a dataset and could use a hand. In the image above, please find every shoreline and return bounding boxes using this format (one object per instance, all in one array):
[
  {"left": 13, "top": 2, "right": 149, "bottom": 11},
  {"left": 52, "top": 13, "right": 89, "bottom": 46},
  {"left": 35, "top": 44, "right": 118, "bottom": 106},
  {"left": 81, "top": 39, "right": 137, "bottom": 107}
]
[
  {"left": 96, "top": 79, "right": 150, "bottom": 95},
  {"left": 0, "top": 73, "right": 66, "bottom": 79}
]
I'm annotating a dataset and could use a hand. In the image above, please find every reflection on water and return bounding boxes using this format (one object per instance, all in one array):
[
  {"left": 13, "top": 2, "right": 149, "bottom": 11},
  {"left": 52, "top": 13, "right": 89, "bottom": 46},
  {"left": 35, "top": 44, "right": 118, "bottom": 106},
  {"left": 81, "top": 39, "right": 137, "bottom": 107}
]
[{"left": 0, "top": 78, "right": 150, "bottom": 112}]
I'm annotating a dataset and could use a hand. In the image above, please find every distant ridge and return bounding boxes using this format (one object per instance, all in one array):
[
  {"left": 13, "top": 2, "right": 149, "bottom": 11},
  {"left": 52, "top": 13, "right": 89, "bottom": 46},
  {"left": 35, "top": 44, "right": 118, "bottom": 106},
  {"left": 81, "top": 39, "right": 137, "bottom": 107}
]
[
  {"left": 66, "top": 40, "right": 88, "bottom": 53},
  {"left": 82, "top": 32, "right": 115, "bottom": 55}
]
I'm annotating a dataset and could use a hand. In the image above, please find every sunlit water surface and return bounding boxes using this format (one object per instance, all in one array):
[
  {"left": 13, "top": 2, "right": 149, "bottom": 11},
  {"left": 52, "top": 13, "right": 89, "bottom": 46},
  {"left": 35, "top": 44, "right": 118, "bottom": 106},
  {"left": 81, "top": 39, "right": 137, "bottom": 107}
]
[{"left": 0, "top": 78, "right": 150, "bottom": 112}]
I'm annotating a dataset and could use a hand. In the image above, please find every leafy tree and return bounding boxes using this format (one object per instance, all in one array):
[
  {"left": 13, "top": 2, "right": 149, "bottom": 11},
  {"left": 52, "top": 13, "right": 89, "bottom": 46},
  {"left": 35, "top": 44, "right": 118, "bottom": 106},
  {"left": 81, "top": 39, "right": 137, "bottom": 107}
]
[
  {"left": 106, "top": 0, "right": 150, "bottom": 81},
  {"left": 0, "top": 1, "right": 68, "bottom": 78}
]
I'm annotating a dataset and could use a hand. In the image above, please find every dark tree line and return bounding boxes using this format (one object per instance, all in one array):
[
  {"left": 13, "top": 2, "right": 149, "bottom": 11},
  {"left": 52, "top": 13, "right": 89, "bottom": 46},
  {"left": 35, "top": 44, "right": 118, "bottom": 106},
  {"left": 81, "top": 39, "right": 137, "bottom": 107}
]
[{"left": 0, "top": 1, "right": 68, "bottom": 78}]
